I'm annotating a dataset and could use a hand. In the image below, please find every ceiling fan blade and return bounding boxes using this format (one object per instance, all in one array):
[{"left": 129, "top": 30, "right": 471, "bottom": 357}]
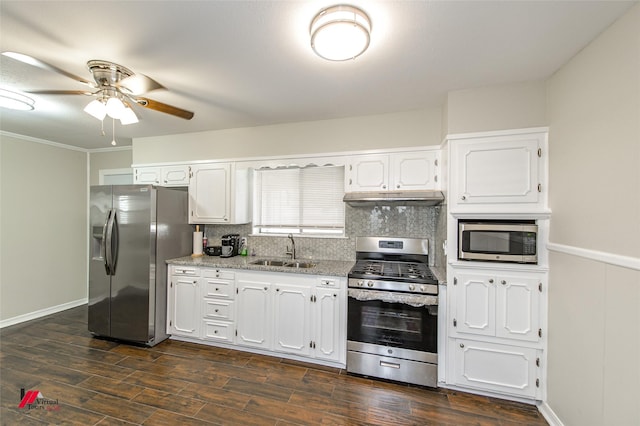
[
  {"left": 2, "top": 51, "right": 96, "bottom": 88},
  {"left": 117, "top": 74, "right": 165, "bottom": 95},
  {"left": 133, "top": 97, "right": 194, "bottom": 120},
  {"left": 26, "top": 90, "right": 95, "bottom": 95}
]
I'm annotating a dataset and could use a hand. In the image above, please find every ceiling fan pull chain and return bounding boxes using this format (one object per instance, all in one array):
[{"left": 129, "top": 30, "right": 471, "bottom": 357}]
[
  {"left": 101, "top": 118, "right": 105, "bottom": 137},
  {"left": 111, "top": 117, "right": 116, "bottom": 146}
]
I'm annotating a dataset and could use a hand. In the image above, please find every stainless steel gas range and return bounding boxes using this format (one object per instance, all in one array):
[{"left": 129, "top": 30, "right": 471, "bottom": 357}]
[{"left": 347, "top": 237, "right": 438, "bottom": 387}]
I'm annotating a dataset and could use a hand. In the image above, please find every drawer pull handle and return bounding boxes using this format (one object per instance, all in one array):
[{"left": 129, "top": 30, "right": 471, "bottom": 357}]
[{"left": 380, "top": 361, "right": 400, "bottom": 369}]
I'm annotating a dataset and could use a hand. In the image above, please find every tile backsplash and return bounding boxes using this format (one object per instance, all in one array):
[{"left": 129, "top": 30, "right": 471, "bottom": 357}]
[{"left": 205, "top": 204, "right": 447, "bottom": 267}]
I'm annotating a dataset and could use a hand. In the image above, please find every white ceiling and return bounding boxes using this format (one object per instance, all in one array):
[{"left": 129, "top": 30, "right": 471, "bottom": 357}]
[{"left": 0, "top": 1, "right": 635, "bottom": 150}]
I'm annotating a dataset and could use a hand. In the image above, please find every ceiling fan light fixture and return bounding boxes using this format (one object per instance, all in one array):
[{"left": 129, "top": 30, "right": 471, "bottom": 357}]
[
  {"left": 105, "top": 96, "right": 126, "bottom": 119},
  {"left": 310, "top": 5, "right": 371, "bottom": 61},
  {"left": 84, "top": 99, "right": 107, "bottom": 120},
  {"left": 0, "top": 88, "right": 35, "bottom": 111},
  {"left": 119, "top": 104, "right": 138, "bottom": 125}
]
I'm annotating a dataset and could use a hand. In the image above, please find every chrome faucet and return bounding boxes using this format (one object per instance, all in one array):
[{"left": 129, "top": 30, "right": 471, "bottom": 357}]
[{"left": 286, "top": 233, "right": 296, "bottom": 260}]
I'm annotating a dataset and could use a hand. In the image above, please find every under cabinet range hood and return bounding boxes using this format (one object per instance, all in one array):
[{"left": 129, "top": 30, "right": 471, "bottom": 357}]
[{"left": 343, "top": 190, "right": 445, "bottom": 206}]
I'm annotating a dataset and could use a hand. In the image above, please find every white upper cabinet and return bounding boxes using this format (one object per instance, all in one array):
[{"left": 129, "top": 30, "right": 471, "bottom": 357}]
[
  {"left": 134, "top": 165, "right": 190, "bottom": 187},
  {"left": 188, "top": 163, "right": 250, "bottom": 224},
  {"left": 390, "top": 151, "right": 439, "bottom": 191},
  {"left": 346, "top": 150, "right": 440, "bottom": 192},
  {"left": 448, "top": 129, "right": 548, "bottom": 213}
]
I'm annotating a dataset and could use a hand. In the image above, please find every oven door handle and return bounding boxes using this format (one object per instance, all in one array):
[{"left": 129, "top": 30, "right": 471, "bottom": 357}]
[{"left": 348, "top": 288, "right": 438, "bottom": 308}]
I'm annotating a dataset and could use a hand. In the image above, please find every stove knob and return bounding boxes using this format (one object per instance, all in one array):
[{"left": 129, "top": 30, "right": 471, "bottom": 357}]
[
  {"left": 358, "top": 280, "right": 364, "bottom": 287},
  {"left": 409, "top": 284, "right": 416, "bottom": 291},
  {"left": 420, "top": 285, "right": 426, "bottom": 293},
  {"left": 367, "top": 281, "right": 374, "bottom": 287}
]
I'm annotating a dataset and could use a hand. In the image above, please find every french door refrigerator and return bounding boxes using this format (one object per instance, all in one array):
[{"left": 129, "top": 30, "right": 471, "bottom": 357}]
[{"left": 89, "top": 185, "right": 193, "bottom": 346}]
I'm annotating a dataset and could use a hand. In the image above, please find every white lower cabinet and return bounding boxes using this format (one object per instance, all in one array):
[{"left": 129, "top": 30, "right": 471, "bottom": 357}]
[
  {"left": 236, "top": 277, "right": 272, "bottom": 349},
  {"left": 447, "top": 266, "right": 546, "bottom": 400},
  {"left": 452, "top": 339, "right": 541, "bottom": 399},
  {"left": 167, "top": 267, "right": 345, "bottom": 367},
  {"left": 168, "top": 266, "right": 201, "bottom": 338},
  {"left": 271, "top": 280, "right": 343, "bottom": 363},
  {"left": 201, "top": 268, "right": 235, "bottom": 343}
]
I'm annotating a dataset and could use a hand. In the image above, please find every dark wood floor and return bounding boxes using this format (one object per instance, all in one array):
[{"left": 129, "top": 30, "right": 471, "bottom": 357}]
[{"left": 0, "top": 306, "right": 547, "bottom": 425}]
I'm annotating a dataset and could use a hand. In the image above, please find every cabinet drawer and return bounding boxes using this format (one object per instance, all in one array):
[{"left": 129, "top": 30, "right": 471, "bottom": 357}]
[
  {"left": 202, "top": 320, "right": 234, "bottom": 342},
  {"left": 203, "top": 279, "right": 235, "bottom": 299},
  {"left": 203, "top": 268, "right": 235, "bottom": 280},
  {"left": 203, "top": 299, "right": 234, "bottom": 320},
  {"left": 172, "top": 266, "right": 200, "bottom": 277}
]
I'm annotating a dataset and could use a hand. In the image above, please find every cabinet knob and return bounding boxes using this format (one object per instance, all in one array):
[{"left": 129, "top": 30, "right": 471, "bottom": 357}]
[
  {"left": 214, "top": 330, "right": 218, "bottom": 334},
  {"left": 488, "top": 279, "right": 494, "bottom": 284},
  {"left": 460, "top": 343, "right": 465, "bottom": 348},
  {"left": 214, "top": 309, "right": 219, "bottom": 313},
  {"left": 501, "top": 280, "right": 507, "bottom": 285},
  {"left": 215, "top": 288, "right": 219, "bottom": 291},
  {"left": 461, "top": 195, "right": 466, "bottom": 200},
  {"left": 382, "top": 185, "right": 387, "bottom": 189},
  {"left": 264, "top": 287, "right": 268, "bottom": 291},
  {"left": 276, "top": 288, "right": 280, "bottom": 292},
  {"left": 396, "top": 184, "right": 400, "bottom": 189}
]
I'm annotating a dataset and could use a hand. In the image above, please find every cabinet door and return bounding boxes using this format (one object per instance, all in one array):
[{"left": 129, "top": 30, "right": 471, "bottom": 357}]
[
  {"left": 236, "top": 279, "right": 271, "bottom": 349},
  {"left": 161, "top": 165, "right": 190, "bottom": 186},
  {"left": 453, "top": 273, "right": 496, "bottom": 337},
  {"left": 346, "top": 154, "right": 389, "bottom": 192},
  {"left": 134, "top": 167, "right": 160, "bottom": 185},
  {"left": 495, "top": 275, "right": 541, "bottom": 342},
  {"left": 453, "top": 338, "right": 540, "bottom": 399},
  {"left": 390, "top": 151, "right": 438, "bottom": 190},
  {"left": 314, "top": 288, "right": 341, "bottom": 362},
  {"left": 188, "top": 163, "right": 231, "bottom": 224},
  {"left": 452, "top": 133, "right": 542, "bottom": 206},
  {"left": 170, "top": 277, "right": 200, "bottom": 337},
  {"left": 273, "top": 284, "right": 311, "bottom": 356}
]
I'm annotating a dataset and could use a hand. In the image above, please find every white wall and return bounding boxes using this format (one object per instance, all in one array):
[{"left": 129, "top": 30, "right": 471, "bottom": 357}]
[
  {"left": 89, "top": 148, "right": 133, "bottom": 186},
  {"left": 133, "top": 108, "right": 442, "bottom": 164},
  {"left": 446, "top": 80, "right": 547, "bottom": 135},
  {"left": 546, "top": 4, "right": 640, "bottom": 426},
  {"left": 0, "top": 134, "right": 88, "bottom": 324}
]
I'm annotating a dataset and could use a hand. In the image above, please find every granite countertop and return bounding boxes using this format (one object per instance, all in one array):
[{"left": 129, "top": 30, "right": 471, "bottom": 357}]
[{"left": 167, "top": 255, "right": 355, "bottom": 277}]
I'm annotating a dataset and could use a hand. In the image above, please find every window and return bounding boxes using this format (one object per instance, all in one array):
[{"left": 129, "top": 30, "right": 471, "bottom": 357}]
[{"left": 253, "top": 165, "right": 345, "bottom": 236}]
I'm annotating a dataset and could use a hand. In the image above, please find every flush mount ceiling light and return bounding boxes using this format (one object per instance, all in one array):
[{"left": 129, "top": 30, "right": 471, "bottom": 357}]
[
  {"left": 310, "top": 5, "right": 371, "bottom": 61},
  {"left": 0, "top": 88, "right": 35, "bottom": 110}
]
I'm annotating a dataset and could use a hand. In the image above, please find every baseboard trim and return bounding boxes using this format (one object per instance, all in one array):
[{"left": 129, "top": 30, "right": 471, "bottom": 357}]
[
  {"left": 538, "top": 401, "right": 565, "bottom": 426},
  {"left": 0, "top": 298, "right": 87, "bottom": 328},
  {"left": 547, "top": 242, "right": 640, "bottom": 271}
]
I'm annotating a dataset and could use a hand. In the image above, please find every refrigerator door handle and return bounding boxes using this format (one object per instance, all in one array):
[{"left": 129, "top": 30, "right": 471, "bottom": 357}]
[
  {"left": 110, "top": 210, "right": 119, "bottom": 275},
  {"left": 103, "top": 209, "right": 112, "bottom": 275},
  {"left": 105, "top": 209, "right": 118, "bottom": 276}
]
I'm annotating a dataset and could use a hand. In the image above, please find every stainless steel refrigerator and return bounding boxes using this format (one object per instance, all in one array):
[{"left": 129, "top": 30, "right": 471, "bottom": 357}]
[{"left": 89, "top": 185, "right": 193, "bottom": 346}]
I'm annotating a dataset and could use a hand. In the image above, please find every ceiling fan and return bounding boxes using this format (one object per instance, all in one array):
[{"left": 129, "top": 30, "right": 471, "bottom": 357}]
[{"left": 1, "top": 52, "right": 194, "bottom": 123}]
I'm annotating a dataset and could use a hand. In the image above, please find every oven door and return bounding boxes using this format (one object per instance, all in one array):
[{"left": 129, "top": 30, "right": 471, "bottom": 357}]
[{"left": 347, "top": 289, "right": 437, "bottom": 354}]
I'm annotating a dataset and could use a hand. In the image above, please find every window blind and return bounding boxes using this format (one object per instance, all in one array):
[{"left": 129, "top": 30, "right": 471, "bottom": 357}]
[{"left": 253, "top": 165, "right": 345, "bottom": 235}]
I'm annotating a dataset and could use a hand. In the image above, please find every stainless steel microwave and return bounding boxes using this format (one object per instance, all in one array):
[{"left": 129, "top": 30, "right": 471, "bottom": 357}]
[{"left": 458, "top": 220, "right": 538, "bottom": 264}]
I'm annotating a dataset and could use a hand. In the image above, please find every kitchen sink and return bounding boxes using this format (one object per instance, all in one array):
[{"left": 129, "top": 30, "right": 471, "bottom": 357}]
[
  {"left": 249, "top": 259, "right": 316, "bottom": 269},
  {"left": 285, "top": 261, "right": 316, "bottom": 269},
  {"left": 250, "top": 259, "right": 288, "bottom": 266}
]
